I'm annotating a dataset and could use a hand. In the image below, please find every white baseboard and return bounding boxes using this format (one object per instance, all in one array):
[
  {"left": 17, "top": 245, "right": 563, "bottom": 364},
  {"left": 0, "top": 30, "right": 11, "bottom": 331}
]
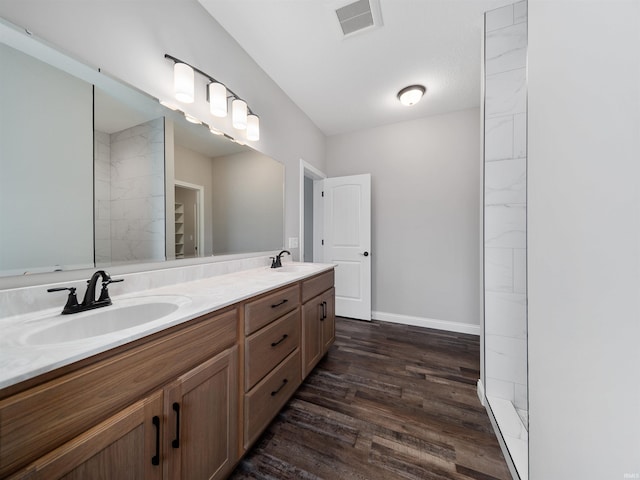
[
  {"left": 477, "top": 379, "right": 486, "bottom": 406},
  {"left": 372, "top": 311, "right": 480, "bottom": 336}
]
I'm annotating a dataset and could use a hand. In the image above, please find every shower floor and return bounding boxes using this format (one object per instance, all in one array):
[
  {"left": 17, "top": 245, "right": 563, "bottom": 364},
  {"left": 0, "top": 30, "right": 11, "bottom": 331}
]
[{"left": 487, "top": 395, "right": 528, "bottom": 480}]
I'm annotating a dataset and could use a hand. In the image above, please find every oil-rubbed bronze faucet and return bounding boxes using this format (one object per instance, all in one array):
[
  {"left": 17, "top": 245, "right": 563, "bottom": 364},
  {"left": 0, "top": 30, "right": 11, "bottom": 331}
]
[
  {"left": 47, "top": 270, "right": 123, "bottom": 314},
  {"left": 270, "top": 250, "right": 291, "bottom": 268}
]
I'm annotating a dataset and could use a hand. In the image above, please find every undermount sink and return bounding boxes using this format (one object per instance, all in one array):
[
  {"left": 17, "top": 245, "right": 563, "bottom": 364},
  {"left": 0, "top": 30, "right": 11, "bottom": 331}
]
[
  {"left": 22, "top": 295, "right": 191, "bottom": 345},
  {"left": 271, "top": 263, "right": 317, "bottom": 273}
]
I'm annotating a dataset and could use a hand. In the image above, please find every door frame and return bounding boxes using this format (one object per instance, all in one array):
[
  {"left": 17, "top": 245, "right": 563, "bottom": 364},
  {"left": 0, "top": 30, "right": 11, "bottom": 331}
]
[
  {"left": 174, "top": 180, "right": 205, "bottom": 257},
  {"left": 299, "top": 159, "right": 326, "bottom": 263}
]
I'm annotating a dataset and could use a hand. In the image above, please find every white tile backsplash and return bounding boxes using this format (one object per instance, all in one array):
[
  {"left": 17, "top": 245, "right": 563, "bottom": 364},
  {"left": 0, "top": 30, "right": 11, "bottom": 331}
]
[{"left": 513, "top": 248, "right": 527, "bottom": 294}]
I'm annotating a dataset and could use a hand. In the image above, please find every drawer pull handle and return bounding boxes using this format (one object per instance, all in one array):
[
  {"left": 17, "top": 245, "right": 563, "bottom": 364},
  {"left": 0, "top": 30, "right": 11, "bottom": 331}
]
[
  {"left": 271, "top": 334, "right": 289, "bottom": 347},
  {"left": 271, "top": 378, "right": 288, "bottom": 396},
  {"left": 271, "top": 299, "right": 288, "bottom": 308},
  {"left": 320, "top": 301, "right": 327, "bottom": 320},
  {"left": 152, "top": 416, "right": 160, "bottom": 466},
  {"left": 172, "top": 402, "right": 180, "bottom": 449}
]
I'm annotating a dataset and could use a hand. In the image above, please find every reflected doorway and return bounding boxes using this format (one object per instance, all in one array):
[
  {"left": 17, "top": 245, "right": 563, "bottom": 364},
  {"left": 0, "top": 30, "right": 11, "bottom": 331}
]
[{"left": 174, "top": 181, "right": 204, "bottom": 259}]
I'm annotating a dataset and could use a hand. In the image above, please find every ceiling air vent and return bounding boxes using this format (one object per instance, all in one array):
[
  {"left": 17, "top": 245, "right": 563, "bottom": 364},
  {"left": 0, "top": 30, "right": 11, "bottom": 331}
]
[{"left": 335, "top": 0, "right": 382, "bottom": 37}]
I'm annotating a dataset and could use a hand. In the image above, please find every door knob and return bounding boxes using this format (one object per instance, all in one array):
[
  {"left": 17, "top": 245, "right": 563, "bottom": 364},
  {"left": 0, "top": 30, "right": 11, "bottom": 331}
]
[{"left": 361, "top": 251, "right": 369, "bottom": 257}]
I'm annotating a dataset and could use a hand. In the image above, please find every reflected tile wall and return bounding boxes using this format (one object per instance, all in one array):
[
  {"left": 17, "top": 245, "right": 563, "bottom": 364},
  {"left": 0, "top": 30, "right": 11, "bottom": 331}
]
[
  {"left": 94, "top": 118, "right": 165, "bottom": 265},
  {"left": 94, "top": 131, "right": 111, "bottom": 265},
  {"left": 484, "top": 0, "right": 528, "bottom": 412},
  {"left": 110, "top": 117, "right": 165, "bottom": 263}
]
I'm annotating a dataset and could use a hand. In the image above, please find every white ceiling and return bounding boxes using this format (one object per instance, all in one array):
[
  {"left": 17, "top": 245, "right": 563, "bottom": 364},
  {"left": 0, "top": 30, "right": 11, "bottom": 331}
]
[{"left": 198, "top": 0, "right": 516, "bottom": 137}]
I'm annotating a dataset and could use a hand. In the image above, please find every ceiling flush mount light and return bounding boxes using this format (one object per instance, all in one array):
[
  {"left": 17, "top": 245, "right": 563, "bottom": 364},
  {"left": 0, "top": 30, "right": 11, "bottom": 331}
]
[
  {"left": 247, "top": 114, "right": 260, "bottom": 141},
  {"left": 165, "top": 54, "right": 260, "bottom": 140},
  {"left": 232, "top": 98, "right": 248, "bottom": 130},
  {"left": 397, "top": 85, "right": 426, "bottom": 106},
  {"left": 174, "top": 63, "right": 194, "bottom": 103}
]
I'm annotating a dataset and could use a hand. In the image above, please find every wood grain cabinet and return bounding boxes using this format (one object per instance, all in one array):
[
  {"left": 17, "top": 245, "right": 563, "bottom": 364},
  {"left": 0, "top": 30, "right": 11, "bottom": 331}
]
[
  {"left": 242, "top": 284, "right": 302, "bottom": 450},
  {"left": 302, "top": 271, "right": 336, "bottom": 377},
  {"left": 0, "top": 268, "right": 336, "bottom": 479},
  {"left": 1, "top": 309, "right": 239, "bottom": 480},
  {"left": 164, "top": 346, "right": 238, "bottom": 480}
]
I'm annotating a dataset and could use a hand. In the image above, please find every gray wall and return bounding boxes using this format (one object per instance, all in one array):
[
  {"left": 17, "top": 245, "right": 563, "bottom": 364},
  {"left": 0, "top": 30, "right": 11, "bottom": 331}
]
[
  {"left": 326, "top": 108, "right": 481, "bottom": 329},
  {"left": 0, "top": 0, "right": 325, "bottom": 262},
  {"left": 211, "top": 151, "right": 284, "bottom": 254},
  {"left": 528, "top": 1, "right": 640, "bottom": 477},
  {"left": 0, "top": 42, "right": 93, "bottom": 275}
]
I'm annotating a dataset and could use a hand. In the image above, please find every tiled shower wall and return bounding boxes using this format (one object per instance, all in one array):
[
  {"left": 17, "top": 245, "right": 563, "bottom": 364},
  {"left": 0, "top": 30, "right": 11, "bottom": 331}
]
[
  {"left": 94, "top": 117, "right": 165, "bottom": 265},
  {"left": 484, "top": 1, "right": 528, "bottom": 415}
]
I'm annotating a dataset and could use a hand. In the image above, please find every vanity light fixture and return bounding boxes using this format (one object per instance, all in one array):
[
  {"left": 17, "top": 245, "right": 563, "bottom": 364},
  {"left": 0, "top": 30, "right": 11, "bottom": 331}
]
[
  {"left": 165, "top": 54, "right": 260, "bottom": 140},
  {"left": 247, "top": 114, "right": 260, "bottom": 141},
  {"left": 208, "top": 82, "right": 227, "bottom": 117},
  {"left": 174, "top": 63, "right": 195, "bottom": 103},
  {"left": 397, "top": 84, "right": 426, "bottom": 106},
  {"left": 232, "top": 98, "right": 248, "bottom": 130}
]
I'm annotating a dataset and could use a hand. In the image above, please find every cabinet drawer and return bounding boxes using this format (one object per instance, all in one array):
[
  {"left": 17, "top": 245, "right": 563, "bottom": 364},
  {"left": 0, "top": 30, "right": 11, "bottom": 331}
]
[
  {"left": 0, "top": 308, "right": 238, "bottom": 479},
  {"left": 244, "top": 349, "right": 301, "bottom": 448},
  {"left": 245, "top": 308, "right": 300, "bottom": 391},
  {"left": 302, "top": 269, "right": 334, "bottom": 303},
  {"left": 245, "top": 284, "right": 300, "bottom": 335}
]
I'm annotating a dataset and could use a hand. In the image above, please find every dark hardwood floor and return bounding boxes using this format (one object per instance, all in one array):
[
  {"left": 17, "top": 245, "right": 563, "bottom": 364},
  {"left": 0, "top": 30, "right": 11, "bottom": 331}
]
[{"left": 230, "top": 317, "right": 511, "bottom": 480}]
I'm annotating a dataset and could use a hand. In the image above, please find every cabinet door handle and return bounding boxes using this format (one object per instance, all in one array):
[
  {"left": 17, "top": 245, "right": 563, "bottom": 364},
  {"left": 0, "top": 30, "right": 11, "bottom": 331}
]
[
  {"left": 271, "top": 299, "right": 288, "bottom": 308},
  {"left": 151, "top": 416, "right": 160, "bottom": 466},
  {"left": 320, "top": 301, "right": 326, "bottom": 320},
  {"left": 172, "top": 402, "right": 180, "bottom": 449},
  {"left": 270, "top": 378, "right": 288, "bottom": 396},
  {"left": 271, "top": 334, "right": 288, "bottom": 347}
]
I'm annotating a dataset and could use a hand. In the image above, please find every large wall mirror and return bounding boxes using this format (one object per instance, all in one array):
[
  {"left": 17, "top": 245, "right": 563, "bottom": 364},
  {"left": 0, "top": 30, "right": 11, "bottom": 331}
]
[{"left": 0, "top": 21, "right": 284, "bottom": 280}]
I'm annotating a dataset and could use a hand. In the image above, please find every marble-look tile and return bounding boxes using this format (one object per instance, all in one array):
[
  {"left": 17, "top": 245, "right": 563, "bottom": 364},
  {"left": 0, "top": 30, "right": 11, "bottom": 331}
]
[
  {"left": 485, "top": 4, "right": 513, "bottom": 32},
  {"left": 485, "top": 248, "right": 513, "bottom": 292},
  {"left": 514, "top": 0, "right": 527, "bottom": 24},
  {"left": 485, "top": 67, "right": 527, "bottom": 118},
  {"left": 485, "top": 115, "right": 513, "bottom": 161},
  {"left": 485, "top": 22, "right": 527, "bottom": 76},
  {"left": 486, "top": 376, "right": 515, "bottom": 403},
  {"left": 513, "top": 248, "right": 527, "bottom": 294},
  {"left": 485, "top": 335, "right": 527, "bottom": 384},
  {"left": 513, "top": 113, "right": 527, "bottom": 158},
  {"left": 514, "top": 382, "right": 528, "bottom": 412},
  {"left": 484, "top": 158, "right": 526, "bottom": 205},
  {"left": 484, "top": 204, "right": 526, "bottom": 248},
  {"left": 485, "top": 292, "right": 527, "bottom": 339}
]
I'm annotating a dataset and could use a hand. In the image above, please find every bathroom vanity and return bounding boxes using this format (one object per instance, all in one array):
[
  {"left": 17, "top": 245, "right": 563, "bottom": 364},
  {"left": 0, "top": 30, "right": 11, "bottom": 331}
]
[{"left": 0, "top": 264, "right": 335, "bottom": 480}]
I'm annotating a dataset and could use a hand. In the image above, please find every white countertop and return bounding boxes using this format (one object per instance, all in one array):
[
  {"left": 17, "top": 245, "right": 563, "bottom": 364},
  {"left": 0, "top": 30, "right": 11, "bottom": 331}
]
[{"left": 0, "top": 263, "right": 333, "bottom": 390}]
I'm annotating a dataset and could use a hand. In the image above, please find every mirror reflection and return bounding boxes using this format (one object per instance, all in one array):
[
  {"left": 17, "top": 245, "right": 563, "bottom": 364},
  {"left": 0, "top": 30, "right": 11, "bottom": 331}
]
[{"left": 0, "top": 29, "right": 284, "bottom": 278}]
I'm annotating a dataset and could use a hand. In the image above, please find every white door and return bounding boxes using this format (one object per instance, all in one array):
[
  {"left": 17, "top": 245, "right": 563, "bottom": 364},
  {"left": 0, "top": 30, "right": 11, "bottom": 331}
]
[{"left": 323, "top": 174, "right": 371, "bottom": 321}]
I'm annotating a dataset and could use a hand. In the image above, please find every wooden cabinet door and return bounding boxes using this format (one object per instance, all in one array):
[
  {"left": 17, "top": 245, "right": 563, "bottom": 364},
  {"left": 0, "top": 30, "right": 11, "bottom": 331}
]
[
  {"left": 301, "top": 295, "right": 323, "bottom": 377},
  {"left": 321, "top": 288, "right": 336, "bottom": 353},
  {"left": 164, "top": 346, "right": 238, "bottom": 480},
  {"left": 9, "top": 391, "right": 164, "bottom": 480}
]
